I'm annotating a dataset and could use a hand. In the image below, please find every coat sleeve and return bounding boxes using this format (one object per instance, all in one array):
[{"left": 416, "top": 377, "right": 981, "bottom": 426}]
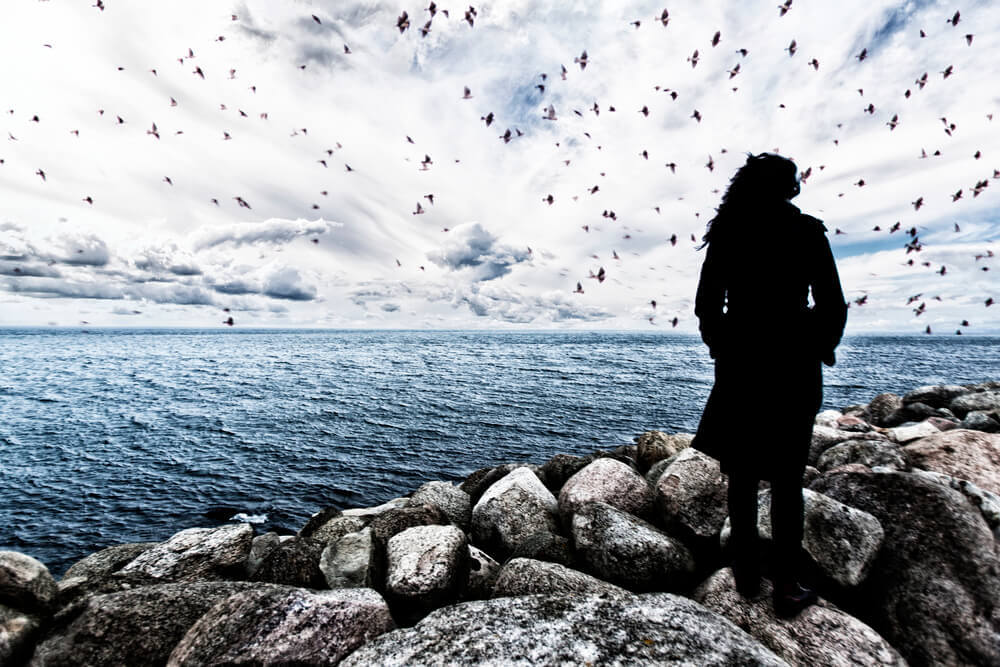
[
  {"left": 694, "top": 240, "right": 726, "bottom": 358},
  {"left": 809, "top": 223, "right": 848, "bottom": 365}
]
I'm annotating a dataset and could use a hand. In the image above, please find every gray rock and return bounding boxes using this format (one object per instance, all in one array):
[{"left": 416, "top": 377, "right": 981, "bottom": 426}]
[
  {"left": 0, "top": 551, "right": 58, "bottom": 613},
  {"left": 62, "top": 543, "right": 157, "bottom": 582},
  {"left": 885, "top": 420, "right": 941, "bottom": 444},
  {"left": 866, "top": 393, "right": 902, "bottom": 427},
  {"left": 811, "top": 471, "right": 1000, "bottom": 666},
  {"left": 721, "top": 488, "right": 884, "bottom": 588},
  {"left": 460, "top": 463, "right": 526, "bottom": 506},
  {"left": 814, "top": 410, "right": 843, "bottom": 428},
  {"left": 901, "top": 428, "right": 1000, "bottom": 495},
  {"left": 410, "top": 481, "right": 472, "bottom": 531},
  {"left": 611, "top": 443, "right": 638, "bottom": 461},
  {"left": 655, "top": 447, "right": 730, "bottom": 540},
  {"left": 385, "top": 525, "right": 467, "bottom": 615},
  {"left": 249, "top": 535, "right": 325, "bottom": 588},
  {"left": 369, "top": 504, "right": 450, "bottom": 554},
  {"left": 644, "top": 456, "right": 674, "bottom": 487},
  {"left": 572, "top": 502, "right": 695, "bottom": 592},
  {"left": 834, "top": 415, "right": 874, "bottom": 432},
  {"left": 462, "top": 545, "right": 500, "bottom": 601},
  {"left": 509, "top": 530, "right": 576, "bottom": 567},
  {"left": 492, "top": 558, "right": 629, "bottom": 598},
  {"left": 816, "top": 439, "right": 907, "bottom": 472},
  {"left": 910, "top": 469, "right": 1000, "bottom": 540},
  {"left": 635, "top": 430, "right": 691, "bottom": 473},
  {"left": 245, "top": 532, "right": 282, "bottom": 579},
  {"left": 339, "top": 592, "right": 787, "bottom": 666},
  {"left": 341, "top": 497, "right": 410, "bottom": 518},
  {"left": 321, "top": 528, "right": 379, "bottom": 589},
  {"left": 537, "top": 453, "right": 589, "bottom": 496},
  {"left": 29, "top": 581, "right": 259, "bottom": 666},
  {"left": 949, "top": 389, "right": 1000, "bottom": 418},
  {"left": 307, "top": 515, "right": 369, "bottom": 546},
  {"left": 693, "top": 569, "right": 905, "bottom": 666},
  {"left": 903, "top": 384, "right": 969, "bottom": 409},
  {"left": 470, "top": 467, "right": 560, "bottom": 561},
  {"left": 167, "top": 586, "right": 395, "bottom": 666},
  {"left": 558, "top": 457, "right": 655, "bottom": 522},
  {"left": 298, "top": 506, "right": 343, "bottom": 538},
  {"left": 960, "top": 410, "right": 1000, "bottom": 433},
  {"left": 115, "top": 524, "right": 253, "bottom": 584},
  {"left": 808, "top": 426, "right": 888, "bottom": 467},
  {"left": 1, "top": 603, "right": 40, "bottom": 666}
]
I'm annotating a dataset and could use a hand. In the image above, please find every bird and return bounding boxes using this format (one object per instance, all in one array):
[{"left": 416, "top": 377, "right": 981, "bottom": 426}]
[
  {"left": 691, "top": 109, "right": 702, "bottom": 122},
  {"left": 657, "top": 9, "right": 670, "bottom": 26},
  {"left": 785, "top": 40, "right": 797, "bottom": 56},
  {"left": 948, "top": 10, "right": 960, "bottom": 27},
  {"left": 234, "top": 196, "right": 251, "bottom": 209},
  {"left": 35, "top": 169, "right": 46, "bottom": 181},
  {"left": 711, "top": 31, "right": 721, "bottom": 47},
  {"left": 397, "top": 11, "right": 410, "bottom": 32},
  {"left": 543, "top": 194, "right": 554, "bottom": 205},
  {"left": 687, "top": 49, "right": 699, "bottom": 68},
  {"left": 574, "top": 50, "right": 588, "bottom": 70},
  {"left": 312, "top": 14, "right": 321, "bottom": 24},
  {"left": 193, "top": 66, "right": 204, "bottom": 79},
  {"left": 481, "top": 112, "right": 494, "bottom": 127},
  {"left": 413, "top": 202, "right": 424, "bottom": 215},
  {"left": 778, "top": 0, "right": 792, "bottom": 16},
  {"left": 462, "top": 86, "right": 472, "bottom": 99},
  {"left": 574, "top": 282, "right": 584, "bottom": 294},
  {"left": 887, "top": 114, "right": 899, "bottom": 130},
  {"left": 941, "top": 65, "right": 954, "bottom": 79},
  {"left": 82, "top": 196, "right": 93, "bottom": 205},
  {"left": 966, "top": 34, "right": 974, "bottom": 45},
  {"left": 224, "top": 316, "right": 234, "bottom": 326},
  {"left": 856, "top": 48, "right": 867, "bottom": 62},
  {"left": 163, "top": 176, "right": 173, "bottom": 185}
]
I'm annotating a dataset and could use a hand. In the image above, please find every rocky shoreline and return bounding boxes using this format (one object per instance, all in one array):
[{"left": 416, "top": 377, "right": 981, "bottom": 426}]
[{"left": 2, "top": 382, "right": 999, "bottom": 665}]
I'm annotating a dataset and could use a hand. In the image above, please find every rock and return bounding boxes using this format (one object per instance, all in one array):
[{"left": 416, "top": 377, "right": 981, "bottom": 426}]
[
  {"left": 910, "top": 469, "right": 1000, "bottom": 540},
  {"left": 840, "top": 404, "right": 868, "bottom": 419},
  {"left": 306, "top": 515, "right": 369, "bottom": 546},
  {"left": 368, "top": 504, "right": 449, "bottom": 555},
  {"left": 866, "top": 393, "right": 902, "bottom": 427},
  {"left": 470, "top": 467, "right": 560, "bottom": 561},
  {"left": 167, "top": 587, "right": 395, "bottom": 667},
  {"left": 572, "top": 502, "right": 695, "bottom": 592},
  {"left": 491, "top": 558, "right": 628, "bottom": 598},
  {"left": 62, "top": 542, "right": 157, "bottom": 582},
  {"left": 1, "top": 603, "right": 40, "bottom": 666},
  {"left": 320, "top": 528, "right": 379, "bottom": 590},
  {"left": 811, "top": 471, "right": 1000, "bottom": 666},
  {"left": 611, "top": 443, "right": 638, "bottom": 461},
  {"left": 926, "top": 415, "right": 959, "bottom": 432},
  {"left": 635, "top": 430, "right": 690, "bottom": 472},
  {"left": 814, "top": 410, "right": 843, "bottom": 428},
  {"left": 558, "top": 457, "right": 655, "bottom": 522},
  {"left": 808, "top": 426, "right": 887, "bottom": 467},
  {"left": 29, "top": 581, "right": 258, "bottom": 666},
  {"left": 693, "top": 569, "right": 905, "bottom": 666},
  {"left": 903, "top": 384, "right": 969, "bottom": 408},
  {"left": 834, "top": 415, "right": 873, "bottom": 432},
  {"left": 115, "top": 524, "right": 253, "bottom": 584},
  {"left": 339, "top": 592, "right": 787, "bottom": 666},
  {"left": 949, "top": 389, "right": 1000, "bottom": 418},
  {"left": 901, "top": 428, "right": 1000, "bottom": 495},
  {"left": 410, "top": 481, "right": 472, "bottom": 531},
  {"left": 0, "top": 552, "right": 58, "bottom": 613},
  {"left": 655, "top": 447, "right": 729, "bottom": 541},
  {"left": 509, "top": 530, "right": 576, "bottom": 567},
  {"left": 537, "top": 453, "right": 589, "bottom": 496},
  {"left": 460, "top": 463, "right": 524, "bottom": 505},
  {"left": 245, "top": 532, "right": 282, "bottom": 578},
  {"left": 816, "top": 439, "right": 907, "bottom": 472},
  {"left": 462, "top": 546, "right": 500, "bottom": 601},
  {"left": 721, "top": 488, "right": 884, "bottom": 588},
  {"left": 385, "top": 525, "right": 467, "bottom": 616},
  {"left": 298, "top": 506, "right": 343, "bottom": 539},
  {"left": 249, "top": 536, "right": 325, "bottom": 588},
  {"left": 885, "top": 420, "right": 941, "bottom": 444},
  {"left": 341, "top": 497, "right": 409, "bottom": 519},
  {"left": 893, "top": 401, "right": 952, "bottom": 424},
  {"left": 960, "top": 410, "right": 1000, "bottom": 433}
]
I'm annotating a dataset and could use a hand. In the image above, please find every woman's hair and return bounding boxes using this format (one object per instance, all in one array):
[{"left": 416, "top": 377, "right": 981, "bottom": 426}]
[{"left": 699, "top": 152, "right": 800, "bottom": 248}]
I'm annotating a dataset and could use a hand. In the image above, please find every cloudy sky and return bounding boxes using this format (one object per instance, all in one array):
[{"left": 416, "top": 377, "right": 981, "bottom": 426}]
[{"left": 0, "top": 0, "right": 996, "bottom": 332}]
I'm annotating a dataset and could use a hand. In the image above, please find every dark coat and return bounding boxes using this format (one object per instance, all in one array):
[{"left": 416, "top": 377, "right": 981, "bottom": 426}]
[{"left": 691, "top": 201, "right": 847, "bottom": 479}]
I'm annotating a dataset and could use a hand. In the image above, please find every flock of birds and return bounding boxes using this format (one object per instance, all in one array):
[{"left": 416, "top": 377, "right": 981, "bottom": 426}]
[{"left": 3, "top": 2, "right": 996, "bottom": 333}]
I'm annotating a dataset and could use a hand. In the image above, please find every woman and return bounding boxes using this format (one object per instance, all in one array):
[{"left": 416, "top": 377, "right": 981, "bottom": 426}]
[{"left": 692, "top": 152, "right": 847, "bottom": 617}]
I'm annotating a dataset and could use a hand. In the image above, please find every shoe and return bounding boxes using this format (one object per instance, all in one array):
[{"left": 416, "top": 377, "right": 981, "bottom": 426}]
[{"left": 772, "top": 582, "right": 817, "bottom": 617}]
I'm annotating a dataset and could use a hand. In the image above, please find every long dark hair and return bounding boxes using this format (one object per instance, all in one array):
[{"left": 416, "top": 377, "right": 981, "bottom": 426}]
[{"left": 699, "top": 152, "right": 800, "bottom": 248}]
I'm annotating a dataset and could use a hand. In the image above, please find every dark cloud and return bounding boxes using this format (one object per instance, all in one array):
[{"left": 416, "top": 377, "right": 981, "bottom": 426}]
[
  {"left": 59, "top": 234, "right": 111, "bottom": 267},
  {"left": 193, "top": 219, "right": 340, "bottom": 250},
  {"left": 262, "top": 268, "right": 317, "bottom": 301},
  {"left": 0, "top": 262, "right": 61, "bottom": 278},
  {"left": 426, "top": 223, "right": 531, "bottom": 281},
  {"left": 380, "top": 302, "right": 400, "bottom": 312}
]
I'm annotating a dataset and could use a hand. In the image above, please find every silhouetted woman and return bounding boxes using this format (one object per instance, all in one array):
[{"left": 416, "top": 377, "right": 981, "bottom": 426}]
[{"left": 692, "top": 153, "right": 847, "bottom": 617}]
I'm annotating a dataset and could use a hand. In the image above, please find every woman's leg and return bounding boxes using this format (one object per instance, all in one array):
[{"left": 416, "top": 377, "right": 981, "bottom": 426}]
[
  {"left": 769, "top": 469, "right": 804, "bottom": 584},
  {"left": 727, "top": 471, "right": 761, "bottom": 595}
]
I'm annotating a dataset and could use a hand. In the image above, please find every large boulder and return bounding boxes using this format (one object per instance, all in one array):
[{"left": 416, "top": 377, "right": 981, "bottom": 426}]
[
  {"left": 248, "top": 536, "right": 326, "bottom": 588},
  {"left": 460, "top": 463, "right": 524, "bottom": 505},
  {"left": 866, "top": 393, "right": 903, "bottom": 427},
  {"left": 949, "top": 389, "right": 1000, "bottom": 418},
  {"left": 0, "top": 552, "right": 58, "bottom": 613},
  {"left": 339, "top": 593, "right": 787, "bottom": 666},
  {"left": 961, "top": 410, "right": 1000, "bottom": 433},
  {"left": 491, "top": 558, "right": 628, "bottom": 598},
  {"left": 901, "top": 428, "right": 1000, "bottom": 495},
  {"left": 167, "top": 587, "right": 395, "bottom": 666},
  {"left": 115, "top": 524, "right": 253, "bottom": 583},
  {"left": 470, "top": 467, "right": 560, "bottom": 561},
  {"left": 810, "top": 471, "right": 1000, "bottom": 666},
  {"left": 808, "top": 426, "right": 888, "bottom": 467},
  {"left": 368, "top": 504, "right": 449, "bottom": 554},
  {"left": 635, "top": 430, "right": 691, "bottom": 472},
  {"left": 572, "top": 502, "right": 695, "bottom": 592},
  {"left": 305, "top": 515, "right": 368, "bottom": 546},
  {"left": 29, "top": 581, "right": 258, "bottom": 666},
  {"left": 655, "top": 447, "right": 729, "bottom": 541},
  {"left": 341, "top": 497, "right": 409, "bottom": 519},
  {"left": 885, "top": 420, "right": 940, "bottom": 444},
  {"left": 320, "top": 528, "right": 379, "bottom": 590},
  {"left": 462, "top": 545, "right": 500, "bottom": 601},
  {"left": 509, "top": 530, "right": 576, "bottom": 567},
  {"left": 693, "top": 569, "right": 905, "bottom": 666},
  {"left": 62, "top": 543, "right": 157, "bottom": 582},
  {"left": 1, "top": 603, "right": 40, "bottom": 666},
  {"left": 910, "top": 469, "right": 1000, "bottom": 540},
  {"left": 384, "top": 525, "right": 467, "bottom": 615},
  {"left": 816, "top": 439, "right": 907, "bottom": 472},
  {"left": 720, "top": 488, "right": 884, "bottom": 588},
  {"left": 245, "top": 532, "right": 283, "bottom": 579},
  {"left": 903, "top": 384, "right": 969, "bottom": 409},
  {"left": 558, "top": 457, "right": 655, "bottom": 522},
  {"left": 409, "top": 481, "right": 472, "bottom": 531},
  {"left": 537, "top": 453, "right": 589, "bottom": 496}
]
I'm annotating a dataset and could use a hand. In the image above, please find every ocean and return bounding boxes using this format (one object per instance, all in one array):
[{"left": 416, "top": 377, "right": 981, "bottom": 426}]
[{"left": 1, "top": 328, "right": 996, "bottom": 576}]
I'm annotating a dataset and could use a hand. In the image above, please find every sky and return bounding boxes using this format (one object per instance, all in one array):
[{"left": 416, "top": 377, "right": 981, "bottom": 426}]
[{"left": 0, "top": 0, "right": 997, "bottom": 333}]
